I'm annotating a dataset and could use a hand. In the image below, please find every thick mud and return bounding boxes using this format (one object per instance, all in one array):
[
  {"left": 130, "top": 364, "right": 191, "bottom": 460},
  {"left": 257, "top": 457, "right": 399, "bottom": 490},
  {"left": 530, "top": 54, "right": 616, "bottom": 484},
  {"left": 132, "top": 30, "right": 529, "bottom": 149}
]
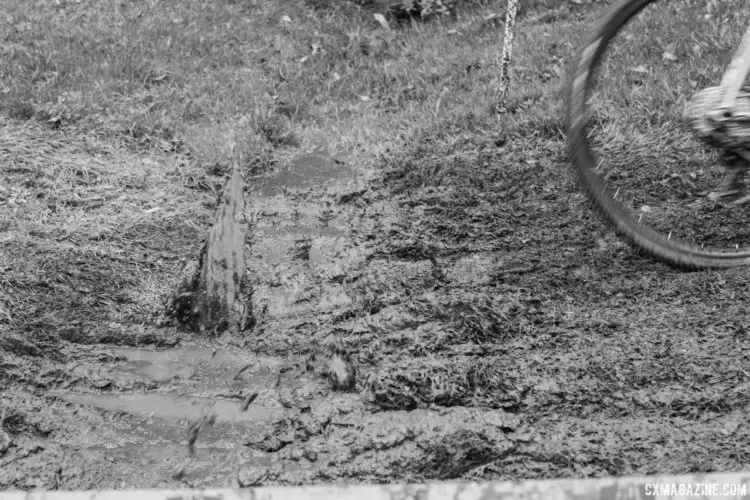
[
  {"left": 1, "top": 148, "right": 520, "bottom": 489},
  {"left": 5, "top": 126, "right": 750, "bottom": 489},
  {"left": 4, "top": 110, "right": 750, "bottom": 490},
  {"left": 6, "top": 0, "right": 750, "bottom": 491}
]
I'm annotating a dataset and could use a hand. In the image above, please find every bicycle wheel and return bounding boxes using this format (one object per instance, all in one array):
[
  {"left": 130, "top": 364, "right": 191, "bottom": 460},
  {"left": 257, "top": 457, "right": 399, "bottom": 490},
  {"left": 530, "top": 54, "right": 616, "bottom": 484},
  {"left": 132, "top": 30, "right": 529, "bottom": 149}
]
[{"left": 567, "top": 0, "right": 750, "bottom": 268}]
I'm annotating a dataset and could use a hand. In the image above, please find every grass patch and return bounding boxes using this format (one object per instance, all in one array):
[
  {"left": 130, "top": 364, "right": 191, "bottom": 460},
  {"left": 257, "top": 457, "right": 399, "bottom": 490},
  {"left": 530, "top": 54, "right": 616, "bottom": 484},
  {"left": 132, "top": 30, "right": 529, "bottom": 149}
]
[{"left": 3, "top": 0, "right": 750, "bottom": 485}]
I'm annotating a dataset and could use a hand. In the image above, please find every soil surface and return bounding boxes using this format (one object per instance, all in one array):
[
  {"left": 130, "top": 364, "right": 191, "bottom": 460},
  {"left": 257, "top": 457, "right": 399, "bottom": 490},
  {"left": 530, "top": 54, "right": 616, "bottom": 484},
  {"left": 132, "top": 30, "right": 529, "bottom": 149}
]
[
  {"left": 2, "top": 0, "right": 750, "bottom": 492},
  {"left": 1, "top": 147, "right": 523, "bottom": 489},
  {"left": 3, "top": 141, "right": 750, "bottom": 489}
]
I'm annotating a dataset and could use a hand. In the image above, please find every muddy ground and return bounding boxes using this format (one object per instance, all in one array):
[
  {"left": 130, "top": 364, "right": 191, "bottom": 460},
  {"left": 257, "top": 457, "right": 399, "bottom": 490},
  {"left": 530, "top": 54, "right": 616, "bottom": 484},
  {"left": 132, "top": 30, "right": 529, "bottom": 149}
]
[{"left": 2, "top": 0, "right": 750, "bottom": 491}]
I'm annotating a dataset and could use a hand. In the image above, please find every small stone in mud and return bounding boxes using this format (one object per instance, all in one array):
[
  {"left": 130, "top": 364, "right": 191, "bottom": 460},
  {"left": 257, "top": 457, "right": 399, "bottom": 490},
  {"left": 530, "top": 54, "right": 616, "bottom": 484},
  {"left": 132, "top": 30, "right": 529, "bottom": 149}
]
[
  {"left": 321, "top": 345, "right": 357, "bottom": 391},
  {"left": 278, "top": 429, "right": 296, "bottom": 444},
  {"left": 246, "top": 435, "right": 288, "bottom": 453},
  {"left": 187, "top": 412, "right": 217, "bottom": 455},
  {"left": 240, "top": 391, "right": 258, "bottom": 411},
  {"left": 92, "top": 379, "right": 111, "bottom": 389},
  {"left": 0, "top": 430, "right": 12, "bottom": 455},
  {"left": 305, "top": 345, "right": 357, "bottom": 391},
  {"left": 303, "top": 449, "right": 318, "bottom": 462},
  {"left": 237, "top": 468, "right": 264, "bottom": 487},
  {"left": 171, "top": 466, "right": 187, "bottom": 481}
]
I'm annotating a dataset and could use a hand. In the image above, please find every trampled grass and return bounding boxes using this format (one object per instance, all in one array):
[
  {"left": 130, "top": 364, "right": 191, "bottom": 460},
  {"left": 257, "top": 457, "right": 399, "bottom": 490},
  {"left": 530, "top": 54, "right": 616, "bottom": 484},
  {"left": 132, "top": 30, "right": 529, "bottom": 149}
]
[
  {"left": 3, "top": 0, "right": 750, "bottom": 487},
  {"left": 1, "top": 0, "right": 580, "bottom": 337}
]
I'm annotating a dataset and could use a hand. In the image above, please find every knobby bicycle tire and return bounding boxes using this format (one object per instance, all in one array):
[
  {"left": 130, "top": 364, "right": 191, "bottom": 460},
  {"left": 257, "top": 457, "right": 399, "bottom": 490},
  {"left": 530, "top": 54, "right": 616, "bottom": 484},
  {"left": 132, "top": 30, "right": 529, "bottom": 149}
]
[{"left": 567, "top": 0, "right": 750, "bottom": 268}]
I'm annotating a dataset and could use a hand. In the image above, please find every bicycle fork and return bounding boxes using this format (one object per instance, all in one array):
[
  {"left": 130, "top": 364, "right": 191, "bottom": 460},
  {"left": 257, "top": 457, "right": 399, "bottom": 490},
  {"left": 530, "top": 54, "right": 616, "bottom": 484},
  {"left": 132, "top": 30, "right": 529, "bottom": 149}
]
[{"left": 714, "top": 22, "right": 750, "bottom": 125}]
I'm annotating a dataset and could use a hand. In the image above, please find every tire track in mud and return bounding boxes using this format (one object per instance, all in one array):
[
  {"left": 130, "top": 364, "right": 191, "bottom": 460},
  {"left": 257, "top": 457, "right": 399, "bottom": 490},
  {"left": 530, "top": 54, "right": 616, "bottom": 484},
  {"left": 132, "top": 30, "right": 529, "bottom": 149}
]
[{"left": 1, "top": 149, "right": 518, "bottom": 489}]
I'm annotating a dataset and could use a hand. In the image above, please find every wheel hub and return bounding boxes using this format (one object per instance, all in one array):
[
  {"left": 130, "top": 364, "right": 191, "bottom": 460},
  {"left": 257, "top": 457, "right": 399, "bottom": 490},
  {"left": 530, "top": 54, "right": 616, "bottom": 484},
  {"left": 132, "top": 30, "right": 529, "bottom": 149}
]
[{"left": 687, "top": 86, "right": 750, "bottom": 151}]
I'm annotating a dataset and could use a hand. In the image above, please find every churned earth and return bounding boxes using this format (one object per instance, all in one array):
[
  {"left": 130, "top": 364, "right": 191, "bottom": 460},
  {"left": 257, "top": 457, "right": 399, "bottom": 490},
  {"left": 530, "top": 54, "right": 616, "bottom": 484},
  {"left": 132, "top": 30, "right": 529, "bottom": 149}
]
[{"left": 2, "top": 0, "right": 750, "bottom": 491}]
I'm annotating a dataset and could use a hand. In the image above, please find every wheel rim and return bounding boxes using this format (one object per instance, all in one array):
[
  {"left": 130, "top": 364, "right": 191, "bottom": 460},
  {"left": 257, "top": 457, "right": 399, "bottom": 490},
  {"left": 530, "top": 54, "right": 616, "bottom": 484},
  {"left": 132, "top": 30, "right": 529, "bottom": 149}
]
[{"left": 569, "top": 0, "right": 750, "bottom": 267}]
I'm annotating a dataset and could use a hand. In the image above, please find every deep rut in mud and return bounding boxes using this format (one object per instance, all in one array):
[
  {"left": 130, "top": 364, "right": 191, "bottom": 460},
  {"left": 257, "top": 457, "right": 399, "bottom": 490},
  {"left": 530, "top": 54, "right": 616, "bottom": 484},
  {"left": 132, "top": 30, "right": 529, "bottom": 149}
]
[{"left": 0, "top": 149, "right": 517, "bottom": 489}]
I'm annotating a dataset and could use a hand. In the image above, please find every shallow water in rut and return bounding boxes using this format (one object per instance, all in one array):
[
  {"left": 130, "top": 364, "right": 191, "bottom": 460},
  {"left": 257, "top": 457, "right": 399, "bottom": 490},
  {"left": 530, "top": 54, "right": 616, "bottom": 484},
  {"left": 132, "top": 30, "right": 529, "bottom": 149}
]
[
  {"left": 39, "top": 151, "right": 368, "bottom": 485},
  {"left": 2, "top": 149, "right": 518, "bottom": 489}
]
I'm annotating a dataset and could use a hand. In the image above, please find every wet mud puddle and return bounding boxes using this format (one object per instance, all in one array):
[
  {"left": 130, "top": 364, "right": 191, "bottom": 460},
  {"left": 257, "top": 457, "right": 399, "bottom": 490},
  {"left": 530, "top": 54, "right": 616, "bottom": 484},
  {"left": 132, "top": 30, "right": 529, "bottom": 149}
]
[
  {"left": 56, "top": 346, "right": 282, "bottom": 425},
  {"left": 35, "top": 149, "right": 518, "bottom": 488},
  {"left": 43, "top": 150, "right": 376, "bottom": 486},
  {"left": 50, "top": 345, "right": 310, "bottom": 485},
  {"left": 246, "top": 150, "right": 374, "bottom": 334}
]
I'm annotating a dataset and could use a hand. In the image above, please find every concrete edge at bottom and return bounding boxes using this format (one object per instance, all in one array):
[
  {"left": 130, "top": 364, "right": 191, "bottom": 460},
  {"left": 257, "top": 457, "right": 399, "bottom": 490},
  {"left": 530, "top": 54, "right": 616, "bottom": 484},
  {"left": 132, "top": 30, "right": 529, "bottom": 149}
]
[{"left": 2, "top": 472, "right": 750, "bottom": 500}]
